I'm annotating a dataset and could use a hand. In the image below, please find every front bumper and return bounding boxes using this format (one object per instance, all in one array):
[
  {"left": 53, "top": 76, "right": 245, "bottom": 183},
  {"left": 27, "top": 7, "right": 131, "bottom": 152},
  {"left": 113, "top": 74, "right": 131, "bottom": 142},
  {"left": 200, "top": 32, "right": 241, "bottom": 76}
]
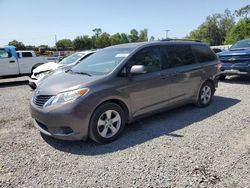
[
  {"left": 220, "top": 63, "right": 250, "bottom": 76},
  {"left": 29, "top": 79, "right": 38, "bottom": 89},
  {"left": 30, "top": 97, "right": 94, "bottom": 141},
  {"left": 221, "top": 69, "right": 250, "bottom": 76}
]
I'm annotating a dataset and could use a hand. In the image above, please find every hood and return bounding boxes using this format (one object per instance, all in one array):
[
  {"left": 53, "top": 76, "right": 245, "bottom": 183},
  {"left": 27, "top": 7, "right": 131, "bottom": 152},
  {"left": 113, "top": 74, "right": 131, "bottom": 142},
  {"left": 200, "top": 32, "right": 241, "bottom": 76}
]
[
  {"left": 33, "top": 62, "right": 63, "bottom": 73},
  {"left": 36, "top": 71, "right": 105, "bottom": 95},
  {"left": 217, "top": 48, "right": 250, "bottom": 57}
]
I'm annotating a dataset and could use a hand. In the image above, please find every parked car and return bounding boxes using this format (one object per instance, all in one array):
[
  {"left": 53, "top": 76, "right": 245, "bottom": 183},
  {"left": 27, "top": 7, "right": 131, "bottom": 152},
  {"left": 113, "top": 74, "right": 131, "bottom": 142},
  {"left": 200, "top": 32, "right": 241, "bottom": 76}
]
[
  {"left": 0, "top": 46, "right": 46, "bottom": 77},
  {"left": 217, "top": 38, "right": 250, "bottom": 80},
  {"left": 30, "top": 40, "right": 220, "bottom": 144},
  {"left": 29, "top": 50, "right": 96, "bottom": 89}
]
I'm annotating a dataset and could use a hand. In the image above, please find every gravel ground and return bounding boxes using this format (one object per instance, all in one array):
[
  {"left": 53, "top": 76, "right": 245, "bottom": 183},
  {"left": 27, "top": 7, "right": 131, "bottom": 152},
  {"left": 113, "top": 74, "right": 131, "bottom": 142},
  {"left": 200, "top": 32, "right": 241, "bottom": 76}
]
[{"left": 0, "top": 76, "right": 249, "bottom": 188}]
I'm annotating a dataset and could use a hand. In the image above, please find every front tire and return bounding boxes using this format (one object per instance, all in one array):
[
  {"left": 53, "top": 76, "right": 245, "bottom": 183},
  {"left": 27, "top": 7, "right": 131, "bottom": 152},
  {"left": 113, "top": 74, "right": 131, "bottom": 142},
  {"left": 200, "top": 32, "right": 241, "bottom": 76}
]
[
  {"left": 196, "top": 81, "right": 214, "bottom": 107},
  {"left": 89, "top": 103, "right": 125, "bottom": 144}
]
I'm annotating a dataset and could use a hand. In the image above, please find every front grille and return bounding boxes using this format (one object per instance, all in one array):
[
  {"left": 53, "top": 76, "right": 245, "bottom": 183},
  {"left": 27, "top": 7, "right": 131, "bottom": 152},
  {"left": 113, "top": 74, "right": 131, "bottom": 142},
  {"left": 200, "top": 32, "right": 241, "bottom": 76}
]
[
  {"left": 220, "top": 55, "right": 250, "bottom": 59},
  {"left": 220, "top": 55, "right": 250, "bottom": 63},
  {"left": 34, "top": 95, "right": 53, "bottom": 107}
]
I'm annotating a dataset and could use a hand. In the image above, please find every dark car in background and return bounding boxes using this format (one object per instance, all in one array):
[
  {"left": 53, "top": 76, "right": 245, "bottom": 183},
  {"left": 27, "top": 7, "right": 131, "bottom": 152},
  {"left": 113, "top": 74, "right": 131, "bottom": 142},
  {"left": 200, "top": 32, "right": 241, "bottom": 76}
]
[
  {"left": 30, "top": 40, "right": 220, "bottom": 144},
  {"left": 217, "top": 38, "right": 250, "bottom": 80}
]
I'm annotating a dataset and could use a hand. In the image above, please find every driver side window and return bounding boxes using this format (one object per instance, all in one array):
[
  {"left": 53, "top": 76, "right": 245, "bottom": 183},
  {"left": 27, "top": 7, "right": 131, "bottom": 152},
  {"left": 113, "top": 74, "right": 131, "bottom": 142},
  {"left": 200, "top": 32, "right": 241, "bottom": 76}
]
[
  {"left": 0, "top": 49, "right": 11, "bottom": 59},
  {"left": 129, "top": 46, "right": 161, "bottom": 74}
]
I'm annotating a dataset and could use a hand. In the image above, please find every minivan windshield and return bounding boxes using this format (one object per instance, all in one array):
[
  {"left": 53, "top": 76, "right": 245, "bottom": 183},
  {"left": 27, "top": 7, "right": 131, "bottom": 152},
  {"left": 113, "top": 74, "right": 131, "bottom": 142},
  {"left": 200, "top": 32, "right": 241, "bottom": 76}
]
[
  {"left": 230, "top": 39, "right": 250, "bottom": 51},
  {"left": 71, "top": 48, "right": 133, "bottom": 75},
  {"left": 60, "top": 53, "right": 83, "bottom": 65}
]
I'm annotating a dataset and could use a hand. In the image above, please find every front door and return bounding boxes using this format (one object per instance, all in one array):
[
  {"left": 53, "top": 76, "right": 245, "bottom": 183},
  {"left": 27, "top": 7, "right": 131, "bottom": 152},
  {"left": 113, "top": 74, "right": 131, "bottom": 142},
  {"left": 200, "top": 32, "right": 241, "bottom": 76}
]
[
  {"left": 0, "top": 48, "right": 19, "bottom": 76},
  {"left": 126, "top": 46, "right": 172, "bottom": 117}
]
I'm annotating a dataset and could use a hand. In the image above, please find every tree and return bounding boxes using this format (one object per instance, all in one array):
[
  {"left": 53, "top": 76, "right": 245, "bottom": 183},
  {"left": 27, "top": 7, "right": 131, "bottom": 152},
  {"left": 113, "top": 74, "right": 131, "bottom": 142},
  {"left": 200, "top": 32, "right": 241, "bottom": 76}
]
[
  {"left": 138, "top": 29, "right": 148, "bottom": 42},
  {"left": 92, "top": 28, "right": 102, "bottom": 37},
  {"left": 149, "top": 36, "right": 155, "bottom": 41},
  {"left": 120, "top": 33, "right": 129, "bottom": 43},
  {"left": 110, "top": 33, "right": 122, "bottom": 45},
  {"left": 38, "top": 45, "right": 49, "bottom": 48},
  {"left": 128, "top": 29, "right": 139, "bottom": 42},
  {"left": 73, "top": 35, "right": 92, "bottom": 50},
  {"left": 56, "top": 39, "right": 73, "bottom": 50},
  {"left": 8, "top": 40, "right": 25, "bottom": 50},
  {"left": 234, "top": 5, "right": 250, "bottom": 18},
  {"left": 224, "top": 18, "right": 250, "bottom": 44},
  {"left": 186, "top": 9, "right": 235, "bottom": 45},
  {"left": 25, "top": 45, "right": 36, "bottom": 50},
  {"left": 97, "top": 32, "right": 111, "bottom": 48}
]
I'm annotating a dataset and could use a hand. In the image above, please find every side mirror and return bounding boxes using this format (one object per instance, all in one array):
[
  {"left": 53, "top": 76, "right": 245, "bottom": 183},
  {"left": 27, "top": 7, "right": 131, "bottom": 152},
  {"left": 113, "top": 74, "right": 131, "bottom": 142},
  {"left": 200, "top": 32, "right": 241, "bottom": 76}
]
[{"left": 130, "top": 65, "right": 146, "bottom": 75}]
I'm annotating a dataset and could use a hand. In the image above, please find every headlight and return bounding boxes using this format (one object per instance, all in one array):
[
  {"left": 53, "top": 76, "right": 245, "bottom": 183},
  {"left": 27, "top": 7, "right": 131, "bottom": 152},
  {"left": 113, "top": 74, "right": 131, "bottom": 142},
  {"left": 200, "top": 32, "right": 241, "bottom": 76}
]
[
  {"left": 45, "top": 88, "right": 89, "bottom": 107},
  {"left": 37, "top": 72, "right": 48, "bottom": 80}
]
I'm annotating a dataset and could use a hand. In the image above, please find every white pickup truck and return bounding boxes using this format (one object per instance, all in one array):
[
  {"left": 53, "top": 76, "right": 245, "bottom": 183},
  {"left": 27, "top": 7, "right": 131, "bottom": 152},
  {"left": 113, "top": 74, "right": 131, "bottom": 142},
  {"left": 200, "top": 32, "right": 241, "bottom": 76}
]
[{"left": 0, "top": 46, "right": 47, "bottom": 77}]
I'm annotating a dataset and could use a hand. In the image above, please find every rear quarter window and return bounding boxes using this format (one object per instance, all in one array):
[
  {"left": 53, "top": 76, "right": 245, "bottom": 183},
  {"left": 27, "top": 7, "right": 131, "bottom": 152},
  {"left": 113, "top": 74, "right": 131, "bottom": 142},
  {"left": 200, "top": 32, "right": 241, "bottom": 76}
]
[
  {"left": 192, "top": 45, "right": 217, "bottom": 63},
  {"left": 22, "top": 52, "right": 33, "bottom": 57}
]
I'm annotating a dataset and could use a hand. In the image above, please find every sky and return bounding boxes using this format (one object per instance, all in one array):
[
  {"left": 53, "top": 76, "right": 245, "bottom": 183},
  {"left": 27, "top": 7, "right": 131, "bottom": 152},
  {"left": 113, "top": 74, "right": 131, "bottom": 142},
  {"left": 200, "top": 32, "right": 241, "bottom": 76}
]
[{"left": 0, "top": 0, "right": 249, "bottom": 46}]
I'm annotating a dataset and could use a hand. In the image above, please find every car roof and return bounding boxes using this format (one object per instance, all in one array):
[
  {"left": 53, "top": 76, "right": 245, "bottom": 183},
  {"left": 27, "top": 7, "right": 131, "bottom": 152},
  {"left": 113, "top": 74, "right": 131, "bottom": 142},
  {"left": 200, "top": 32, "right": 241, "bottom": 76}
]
[
  {"left": 77, "top": 50, "right": 97, "bottom": 54},
  {"left": 106, "top": 41, "right": 207, "bottom": 50}
]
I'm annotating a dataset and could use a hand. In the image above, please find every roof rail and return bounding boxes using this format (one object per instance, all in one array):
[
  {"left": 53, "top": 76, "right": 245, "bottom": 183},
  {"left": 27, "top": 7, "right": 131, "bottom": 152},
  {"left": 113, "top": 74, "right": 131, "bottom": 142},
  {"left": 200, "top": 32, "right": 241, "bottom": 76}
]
[{"left": 160, "top": 38, "right": 202, "bottom": 42}]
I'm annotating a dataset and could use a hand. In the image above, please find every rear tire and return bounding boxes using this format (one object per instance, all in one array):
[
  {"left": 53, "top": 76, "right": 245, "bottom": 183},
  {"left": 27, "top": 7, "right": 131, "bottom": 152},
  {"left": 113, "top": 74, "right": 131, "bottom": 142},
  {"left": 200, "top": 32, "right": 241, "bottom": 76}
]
[
  {"left": 89, "top": 103, "right": 125, "bottom": 144},
  {"left": 196, "top": 81, "right": 214, "bottom": 107}
]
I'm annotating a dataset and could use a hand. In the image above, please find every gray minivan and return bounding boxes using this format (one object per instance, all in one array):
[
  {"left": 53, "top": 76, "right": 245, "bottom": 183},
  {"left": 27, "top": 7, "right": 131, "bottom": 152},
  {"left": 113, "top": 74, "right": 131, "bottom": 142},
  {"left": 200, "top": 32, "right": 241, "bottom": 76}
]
[{"left": 30, "top": 40, "right": 221, "bottom": 143}]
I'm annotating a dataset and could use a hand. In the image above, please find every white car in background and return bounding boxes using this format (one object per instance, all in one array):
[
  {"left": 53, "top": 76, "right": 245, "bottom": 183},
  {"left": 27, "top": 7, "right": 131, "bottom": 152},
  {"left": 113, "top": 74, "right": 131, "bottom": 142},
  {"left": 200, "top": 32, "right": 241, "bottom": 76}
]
[{"left": 29, "top": 50, "right": 96, "bottom": 89}]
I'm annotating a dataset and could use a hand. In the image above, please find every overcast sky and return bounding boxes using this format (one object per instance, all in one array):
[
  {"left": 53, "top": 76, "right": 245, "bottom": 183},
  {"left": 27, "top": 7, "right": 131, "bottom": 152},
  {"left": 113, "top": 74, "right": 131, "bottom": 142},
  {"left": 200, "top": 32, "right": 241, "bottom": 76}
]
[{"left": 0, "top": 0, "right": 249, "bottom": 46}]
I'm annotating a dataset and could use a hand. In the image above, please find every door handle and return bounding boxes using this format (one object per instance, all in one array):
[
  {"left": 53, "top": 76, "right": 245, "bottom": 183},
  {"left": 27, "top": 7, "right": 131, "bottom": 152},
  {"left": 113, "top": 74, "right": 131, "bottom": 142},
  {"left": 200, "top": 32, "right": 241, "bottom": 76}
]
[{"left": 9, "top": 60, "right": 15, "bottom": 63}]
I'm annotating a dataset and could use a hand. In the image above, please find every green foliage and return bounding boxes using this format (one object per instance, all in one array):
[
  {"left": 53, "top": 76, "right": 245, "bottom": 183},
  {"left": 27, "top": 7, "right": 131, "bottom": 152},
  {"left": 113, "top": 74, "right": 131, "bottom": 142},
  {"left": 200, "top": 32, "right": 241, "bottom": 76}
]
[
  {"left": 8, "top": 40, "right": 25, "bottom": 50},
  {"left": 25, "top": 45, "right": 36, "bottom": 50},
  {"left": 110, "top": 33, "right": 122, "bottom": 45},
  {"left": 73, "top": 28, "right": 146, "bottom": 50},
  {"left": 234, "top": 5, "right": 250, "bottom": 18},
  {"left": 73, "top": 35, "right": 92, "bottom": 50},
  {"left": 128, "top": 29, "right": 139, "bottom": 42},
  {"left": 224, "top": 18, "right": 250, "bottom": 44},
  {"left": 186, "top": 9, "right": 235, "bottom": 45},
  {"left": 56, "top": 39, "right": 73, "bottom": 50},
  {"left": 92, "top": 28, "right": 102, "bottom": 37},
  {"left": 138, "top": 29, "right": 148, "bottom": 42},
  {"left": 38, "top": 45, "right": 49, "bottom": 48}
]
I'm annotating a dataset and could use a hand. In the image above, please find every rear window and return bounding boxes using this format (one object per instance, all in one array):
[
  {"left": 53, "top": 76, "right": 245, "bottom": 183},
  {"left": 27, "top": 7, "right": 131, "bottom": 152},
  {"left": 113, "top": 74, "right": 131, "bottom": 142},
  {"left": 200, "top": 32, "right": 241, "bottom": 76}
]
[
  {"left": 161, "top": 44, "right": 196, "bottom": 69},
  {"left": 22, "top": 52, "right": 32, "bottom": 57},
  {"left": 192, "top": 45, "right": 217, "bottom": 63}
]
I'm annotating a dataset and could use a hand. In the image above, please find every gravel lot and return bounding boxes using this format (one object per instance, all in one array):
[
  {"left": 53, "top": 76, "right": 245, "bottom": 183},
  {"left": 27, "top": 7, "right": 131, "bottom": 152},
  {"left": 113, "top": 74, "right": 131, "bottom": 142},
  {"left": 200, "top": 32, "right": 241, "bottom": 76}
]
[{"left": 0, "top": 76, "right": 249, "bottom": 188}]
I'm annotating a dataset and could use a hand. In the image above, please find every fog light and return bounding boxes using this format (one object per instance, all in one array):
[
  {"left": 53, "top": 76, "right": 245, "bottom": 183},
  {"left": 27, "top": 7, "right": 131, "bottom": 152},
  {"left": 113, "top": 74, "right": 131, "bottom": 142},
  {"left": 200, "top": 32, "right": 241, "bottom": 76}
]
[{"left": 56, "top": 127, "right": 73, "bottom": 135}]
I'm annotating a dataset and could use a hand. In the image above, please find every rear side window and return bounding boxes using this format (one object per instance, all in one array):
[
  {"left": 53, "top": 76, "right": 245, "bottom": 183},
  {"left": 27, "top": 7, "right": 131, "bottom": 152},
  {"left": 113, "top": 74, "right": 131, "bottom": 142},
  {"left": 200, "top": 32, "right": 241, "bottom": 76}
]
[
  {"left": 192, "top": 45, "right": 217, "bottom": 63},
  {"left": 161, "top": 45, "right": 196, "bottom": 69},
  {"left": 22, "top": 52, "right": 32, "bottom": 57},
  {"left": 130, "top": 46, "right": 161, "bottom": 73}
]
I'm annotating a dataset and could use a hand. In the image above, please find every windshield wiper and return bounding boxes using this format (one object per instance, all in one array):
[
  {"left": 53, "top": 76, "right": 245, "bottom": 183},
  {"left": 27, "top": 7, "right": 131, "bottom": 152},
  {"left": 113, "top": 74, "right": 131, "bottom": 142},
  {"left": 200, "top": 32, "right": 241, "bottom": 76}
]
[
  {"left": 65, "top": 69, "right": 92, "bottom": 76},
  {"left": 65, "top": 69, "right": 74, "bottom": 73},
  {"left": 74, "top": 71, "right": 92, "bottom": 77}
]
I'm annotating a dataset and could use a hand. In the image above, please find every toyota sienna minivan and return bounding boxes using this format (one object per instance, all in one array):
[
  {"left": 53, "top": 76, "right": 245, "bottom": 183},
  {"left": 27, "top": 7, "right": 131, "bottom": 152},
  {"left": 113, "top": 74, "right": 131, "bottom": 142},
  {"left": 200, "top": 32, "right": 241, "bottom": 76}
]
[{"left": 30, "top": 40, "right": 221, "bottom": 143}]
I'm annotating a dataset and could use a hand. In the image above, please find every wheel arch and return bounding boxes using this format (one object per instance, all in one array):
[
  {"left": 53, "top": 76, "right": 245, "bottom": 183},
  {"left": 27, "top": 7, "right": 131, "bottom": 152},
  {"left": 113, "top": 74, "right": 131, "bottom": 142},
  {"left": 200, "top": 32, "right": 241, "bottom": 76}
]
[
  {"left": 94, "top": 99, "right": 130, "bottom": 124},
  {"left": 195, "top": 79, "right": 216, "bottom": 102},
  {"left": 31, "top": 63, "right": 44, "bottom": 73}
]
